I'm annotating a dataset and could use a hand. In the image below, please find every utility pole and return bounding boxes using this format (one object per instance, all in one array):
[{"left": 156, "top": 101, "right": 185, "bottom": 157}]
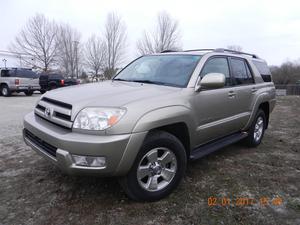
[
  {"left": 73, "top": 41, "right": 79, "bottom": 79},
  {"left": 2, "top": 58, "right": 7, "bottom": 68}
]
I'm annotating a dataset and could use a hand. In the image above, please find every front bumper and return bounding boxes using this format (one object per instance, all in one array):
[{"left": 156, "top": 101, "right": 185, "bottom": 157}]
[{"left": 23, "top": 112, "right": 147, "bottom": 176}]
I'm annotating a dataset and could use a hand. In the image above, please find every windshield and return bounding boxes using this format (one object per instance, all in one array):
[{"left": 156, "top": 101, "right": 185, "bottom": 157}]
[{"left": 113, "top": 55, "right": 201, "bottom": 87}]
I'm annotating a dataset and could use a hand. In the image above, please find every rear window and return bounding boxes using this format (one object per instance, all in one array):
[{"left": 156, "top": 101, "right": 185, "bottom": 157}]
[
  {"left": 49, "top": 74, "right": 64, "bottom": 79},
  {"left": 252, "top": 60, "right": 272, "bottom": 82},
  {"left": 16, "top": 69, "right": 39, "bottom": 79}
]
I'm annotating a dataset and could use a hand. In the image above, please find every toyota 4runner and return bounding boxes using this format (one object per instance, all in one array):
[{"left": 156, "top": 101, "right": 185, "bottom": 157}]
[{"left": 23, "top": 48, "right": 276, "bottom": 201}]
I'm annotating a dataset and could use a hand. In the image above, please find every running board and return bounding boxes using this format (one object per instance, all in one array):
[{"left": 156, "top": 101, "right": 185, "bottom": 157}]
[{"left": 190, "top": 132, "right": 248, "bottom": 160}]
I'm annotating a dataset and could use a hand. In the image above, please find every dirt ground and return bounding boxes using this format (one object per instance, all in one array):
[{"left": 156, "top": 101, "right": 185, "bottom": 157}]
[{"left": 0, "top": 94, "right": 299, "bottom": 225}]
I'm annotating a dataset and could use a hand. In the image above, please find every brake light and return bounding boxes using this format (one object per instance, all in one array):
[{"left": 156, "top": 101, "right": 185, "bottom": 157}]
[
  {"left": 60, "top": 79, "right": 64, "bottom": 86},
  {"left": 15, "top": 79, "right": 20, "bottom": 85}
]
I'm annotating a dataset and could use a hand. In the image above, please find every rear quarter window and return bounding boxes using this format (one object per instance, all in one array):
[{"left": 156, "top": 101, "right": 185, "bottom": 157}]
[
  {"left": 252, "top": 60, "right": 272, "bottom": 82},
  {"left": 1, "top": 69, "right": 16, "bottom": 77}
]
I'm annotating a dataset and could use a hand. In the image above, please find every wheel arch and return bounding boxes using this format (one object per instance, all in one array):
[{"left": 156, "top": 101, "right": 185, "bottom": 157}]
[
  {"left": 243, "top": 93, "right": 272, "bottom": 131},
  {"left": 258, "top": 102, "right": 270, "bottom": 129},
  {"left": 148, "top": 122, "right": 191, "bottom": 158}
]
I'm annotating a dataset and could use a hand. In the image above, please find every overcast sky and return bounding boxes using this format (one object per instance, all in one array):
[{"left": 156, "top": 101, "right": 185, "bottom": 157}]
[{"left": 0, "top": 0, "right": 299, "bottom": 67}]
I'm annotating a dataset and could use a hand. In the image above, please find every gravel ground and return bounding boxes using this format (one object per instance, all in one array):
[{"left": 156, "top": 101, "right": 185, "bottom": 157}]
[{"left": 0, "top": 94, "right": 299, "bottom": 225}]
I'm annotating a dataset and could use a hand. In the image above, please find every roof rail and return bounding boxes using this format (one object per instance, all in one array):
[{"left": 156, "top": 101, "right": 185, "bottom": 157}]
[
  {"left": 184, "top": 48, "right": 259, "bottom": 59},
  {"left": 184, "top": 49, "right": 215, "bottom": 52},
  {"left": 160, "top": 50, "right": 178, "bottom": 53}
]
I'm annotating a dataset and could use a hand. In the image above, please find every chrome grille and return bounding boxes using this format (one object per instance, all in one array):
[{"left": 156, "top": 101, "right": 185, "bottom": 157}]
[{"left": 34, "top": 97, "right": 73, "bottom": 129}]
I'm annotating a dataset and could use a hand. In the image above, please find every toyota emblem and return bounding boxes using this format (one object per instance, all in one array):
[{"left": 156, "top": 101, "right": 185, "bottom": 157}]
[{"left": 45, "top": 107, "right": 52, "bottom": 117}]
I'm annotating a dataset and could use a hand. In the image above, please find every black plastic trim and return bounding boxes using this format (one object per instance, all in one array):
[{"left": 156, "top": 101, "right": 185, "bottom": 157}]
[{"left": 190, "top": 132, "right": 248, "bottom": 160}]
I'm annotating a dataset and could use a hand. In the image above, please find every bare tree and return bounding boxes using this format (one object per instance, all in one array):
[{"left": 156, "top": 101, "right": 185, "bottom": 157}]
[
  {"left": 56, "top": 23, "right": 81, "bottom": 78},
  {"left": 227, "top": 45, "right": 243, "bottom": 52},
  {"left": 104, "top": 12, "right": 127, "bottom": 78},
  {"left": 271, "top": 61, "right": 300, "bottom": 85},
  {"left": 85, "top": 35, "right": 107, "bottom": 78},
  {"left": 10, "top": 14, "right": 58, "bottom": 71},
  {"left": 137, "top": 11, "right": 182, "bottom": 55}
]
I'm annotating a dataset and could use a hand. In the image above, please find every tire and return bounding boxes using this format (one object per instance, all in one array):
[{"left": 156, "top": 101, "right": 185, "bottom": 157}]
[
  {"left": 49, "top": 84, "right": 57, "bottom": 90},
  {"left": 24, "top": 91, "right": 33, "bottom": 96},
  {"left": 40, "top": 90, "right": 46, "bottom": 94},
  {"left": 119, "top": 131, "right": 187, "bottom": 202},
  {"left": 244, "top": 109, "right": 266, "bottom": 147},
  {"left": 0, "top": 84, "right": 11, "bottom": 97}
]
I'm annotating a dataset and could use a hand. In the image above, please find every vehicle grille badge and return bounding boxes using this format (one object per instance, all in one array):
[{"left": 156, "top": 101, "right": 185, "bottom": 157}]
[{"left": 45, "top": 107, "right": 52, "bottom": 117}]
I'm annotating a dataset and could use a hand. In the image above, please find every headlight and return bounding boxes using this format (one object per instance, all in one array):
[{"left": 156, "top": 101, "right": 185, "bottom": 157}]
[{"left": 73, "top": 107, "right": 126, "bottom": 131}]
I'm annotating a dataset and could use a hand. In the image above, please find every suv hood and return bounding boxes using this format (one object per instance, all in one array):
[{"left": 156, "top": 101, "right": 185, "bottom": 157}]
[{"left": 43, "top": 80, "right": 180, "bottom": 108}]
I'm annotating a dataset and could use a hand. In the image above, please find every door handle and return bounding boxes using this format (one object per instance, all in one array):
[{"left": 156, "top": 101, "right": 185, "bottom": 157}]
[
  {"left": 251, "top": 87, "right": 257, "bottom": 93},
  {"left": 228, "top": 90, "right": 236, "bottom": 98}
]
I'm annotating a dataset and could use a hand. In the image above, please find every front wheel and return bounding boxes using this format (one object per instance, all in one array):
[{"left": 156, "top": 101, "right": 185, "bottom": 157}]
[
  {"left": 119, "top": 131, "right": 187, "bottom": 201},
  {"left": 244, "top": 109, "right": 266, "bottom": 147}
]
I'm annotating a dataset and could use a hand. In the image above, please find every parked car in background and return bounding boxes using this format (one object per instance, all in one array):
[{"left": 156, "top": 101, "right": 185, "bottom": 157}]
[
  {"left": 39, "top": 73, "right": 79, "bottom": 93},
  {"left": 0, "top": 68, "right": 40, "bottom": 96}
]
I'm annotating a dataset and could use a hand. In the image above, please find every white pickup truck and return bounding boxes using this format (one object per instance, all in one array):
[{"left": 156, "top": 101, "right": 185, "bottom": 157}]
[{"left": 0, "top": 68, "right": 40, "bottom": 96}]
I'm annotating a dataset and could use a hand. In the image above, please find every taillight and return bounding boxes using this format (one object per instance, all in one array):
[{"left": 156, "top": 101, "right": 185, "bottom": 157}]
[
  {"left": 15, "top": 79, "right": 20, "bottom": 85},
  {"left": 60, "top": 79, "right": 64, "bottom": 86}
]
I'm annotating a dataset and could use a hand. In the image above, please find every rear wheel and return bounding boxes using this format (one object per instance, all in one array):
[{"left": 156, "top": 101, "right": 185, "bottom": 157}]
[
  {"left": 24, "top": 90, "right": 33, "bottom": 96},
  {"left": 1, "top": 84, "right": 11, "bottom": 97},
  {"left": 49, "top": 84, "right": 57, "bottom": 90},
  {"left": 244, "top": 109, "right": 266, "bottom": 147},
  {"left": 119, "top": 131, "right": 187, "bottom": 201}
]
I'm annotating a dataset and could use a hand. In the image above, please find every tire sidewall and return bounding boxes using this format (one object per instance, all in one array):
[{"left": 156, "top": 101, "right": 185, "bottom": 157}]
[
  {"left": 1, "top": 85, "right": 10, "bottom": 97},
  {"left": 125, "top": 132, "right": 187, "bottom": 201},
  {"left": 25, "top": 91, "right": 33, "bottom": 96},
  {"left": 250, "top": 110, "right": 266, "bottom": 146}
]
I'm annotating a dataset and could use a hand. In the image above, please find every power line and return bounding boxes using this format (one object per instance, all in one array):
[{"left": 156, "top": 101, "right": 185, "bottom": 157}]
[{"left": 0, "top": 50, "right": 32, "bottom": 58}]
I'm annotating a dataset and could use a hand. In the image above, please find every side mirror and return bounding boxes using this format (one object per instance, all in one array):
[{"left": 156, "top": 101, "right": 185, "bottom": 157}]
[{"left": 195, "top": 73, "right": 225, "bottom": 91}]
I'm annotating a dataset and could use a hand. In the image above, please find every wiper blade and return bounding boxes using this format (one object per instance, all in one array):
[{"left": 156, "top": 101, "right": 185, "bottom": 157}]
[
  {"left": 130, "top": 79, "right": 166, "bottom": 85},
  {"left": 113, "top": 78, "right": 129, "bottom": 81},
  {"left": 113, "top": 78, "right": 177, "bottom": 87}
]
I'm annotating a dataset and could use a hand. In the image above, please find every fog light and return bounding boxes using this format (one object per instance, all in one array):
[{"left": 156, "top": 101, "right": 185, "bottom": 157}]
[{"left": 72, "top": 155, "right": 106, "bottom": 168}]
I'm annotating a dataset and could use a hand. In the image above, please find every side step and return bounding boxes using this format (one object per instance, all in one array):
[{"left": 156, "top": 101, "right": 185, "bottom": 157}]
[{"left": 190, "top": 132, "right": 248, "bottom": 160}]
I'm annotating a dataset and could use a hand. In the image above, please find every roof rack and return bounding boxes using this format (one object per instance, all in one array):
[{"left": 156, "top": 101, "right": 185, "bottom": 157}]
[
  {"left": 184, "top": 48, "right": 259, "bottom": 59},
  {"left": 160, "top": 50, "right": 178, "bottom": 53}
]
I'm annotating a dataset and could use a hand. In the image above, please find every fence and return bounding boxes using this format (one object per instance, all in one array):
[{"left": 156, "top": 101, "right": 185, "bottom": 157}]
[{"left": 275, "top": 85, "right": 300, "bottom": 96}]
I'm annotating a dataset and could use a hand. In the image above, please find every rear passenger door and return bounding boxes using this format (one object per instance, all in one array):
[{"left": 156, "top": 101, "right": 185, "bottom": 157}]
[{"left": 229, "top": 57, "right": 256, "bottom": 128}]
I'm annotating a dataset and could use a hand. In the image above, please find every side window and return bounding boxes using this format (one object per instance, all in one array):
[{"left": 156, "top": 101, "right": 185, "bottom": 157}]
[
  {"left": 1, "top": 70, "right": 10, "bottom": 77},
  {"left": 200, "top": 57, "right": 231, "bottom": 86},
  {"left": 230, "top": 58, "right": 254, "bottom": 85},
  {"left": 16, "top": 69, "right": 39, "bottom": 79}
]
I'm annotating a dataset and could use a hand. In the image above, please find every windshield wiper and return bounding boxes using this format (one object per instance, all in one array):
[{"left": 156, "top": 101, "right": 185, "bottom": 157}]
[
  {"left": 113, "top": 78, "right": 179, "bottom": 87},
  {"left": 113, "top": 78, "right": 129, "bottom": 82},
  {"left": 130, "top": 79, "right": 166, "bottom": 85}
]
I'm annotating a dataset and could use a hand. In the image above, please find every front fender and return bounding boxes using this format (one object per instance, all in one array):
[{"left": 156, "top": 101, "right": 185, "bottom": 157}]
[
  {"left": 132, "top": 105, "right": 196, "bottom": 135},
  {"left": 114, "top": 105, "right": 196, "bottom": 175}
]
